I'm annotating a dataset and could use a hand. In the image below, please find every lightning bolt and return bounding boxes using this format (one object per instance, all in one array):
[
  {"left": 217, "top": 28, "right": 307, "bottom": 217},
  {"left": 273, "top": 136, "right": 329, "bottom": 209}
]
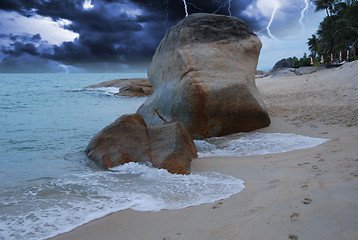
[
  {"left": 179, "top": 0, "right": 233, "bottom": 19},
  {"left": 266, "top": 5, "right": 278, "bottom": 39},
  {"left": 164, "top": 0, "right": 202, "bottom": 30},
  {"left": 299, "top": 0, "right": 309, "bottom": 31},
  {"left": 213, "top": 0, "right": 232, "bottom": 16},
  {"left": 182, "top": 0, "right": 189, "bottom": 17},
  {"left": 227, "top": 0, "right": 232, "bottom": 16},
  {"left": 188, "top": 2, "right": 204, "bottom": 12},
  {"left": 181, "top": 1, "right": 205, "bottom": 17}
]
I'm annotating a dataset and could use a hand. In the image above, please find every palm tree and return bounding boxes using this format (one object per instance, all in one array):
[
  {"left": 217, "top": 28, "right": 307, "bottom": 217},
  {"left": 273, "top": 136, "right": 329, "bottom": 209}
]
[
  {"left": 312, "top": 0, "right": 339, "bottom": 16},
  {"left": 308, "top": 0, "right": 358, "bottom": 61},
  {"left": 338, "top": 1, "right": 358, "bottom": 55},
  {"left": 307, "top": 34, "right": 319, "bottom": 58},
  {"left": 317, "top": 15, "right": 339, "bottom": 55},
  {"left": 314, "top": 2, "right": 358, "bottom": 58}
]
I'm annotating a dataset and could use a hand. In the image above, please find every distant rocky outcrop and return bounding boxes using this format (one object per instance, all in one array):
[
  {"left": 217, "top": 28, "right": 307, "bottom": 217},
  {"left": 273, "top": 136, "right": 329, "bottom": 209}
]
[
  {"left": 268, "top": 58, "right": 318, "bottom": 78},
  {"left": 268, "top": 66, "right": 318, "bottom": 78},
  {"left": 85, "top": 113, "right": 197, "bottom": 174},
  {"left": 137, "top": 13, "right": 270, "bottom": 139},
  {"left": 272, "top": 59, "right": 292, "bottom": 70},
  {"left": 85, "top": 78, "right": 152, "bottom": 97}
]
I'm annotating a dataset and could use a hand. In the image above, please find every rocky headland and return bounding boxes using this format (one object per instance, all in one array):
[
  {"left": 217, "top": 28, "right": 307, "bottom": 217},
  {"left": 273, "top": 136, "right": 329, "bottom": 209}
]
[{"left": 85, "top": 78, "right": 152, "bottom": 97}]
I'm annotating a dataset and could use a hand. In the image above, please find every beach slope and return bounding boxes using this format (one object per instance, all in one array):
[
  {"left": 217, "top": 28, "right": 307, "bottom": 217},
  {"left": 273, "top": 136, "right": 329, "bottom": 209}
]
[{"left": 51, "top": 61, "right": 358, "bottom": 240}]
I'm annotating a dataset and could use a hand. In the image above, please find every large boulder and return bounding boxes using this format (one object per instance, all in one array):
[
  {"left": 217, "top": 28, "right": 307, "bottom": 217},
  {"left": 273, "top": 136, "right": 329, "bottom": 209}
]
[
  {"left": 85, "top": 113, "right": 197, "bottom": 174},
  {"left": 137, "top": 13, "right": 270, "bottom": 139}
]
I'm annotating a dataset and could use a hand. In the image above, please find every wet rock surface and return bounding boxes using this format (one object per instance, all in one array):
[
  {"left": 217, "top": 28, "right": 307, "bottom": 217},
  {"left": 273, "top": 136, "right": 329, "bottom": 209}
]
[{"left": 86, "top": 113, "right": 197, "bottom": 174}]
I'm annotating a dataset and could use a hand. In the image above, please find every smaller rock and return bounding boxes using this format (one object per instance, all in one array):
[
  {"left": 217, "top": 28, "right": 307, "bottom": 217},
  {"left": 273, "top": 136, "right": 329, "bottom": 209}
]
[
  {"left": 85, "top": 113, "right": 150, "bottom": 169},
  {"left": 148, "top": 122, "right": 198, "bottom": 174},
  {"left": 85, "top": 113, "right": 197, "bottom": 174}
]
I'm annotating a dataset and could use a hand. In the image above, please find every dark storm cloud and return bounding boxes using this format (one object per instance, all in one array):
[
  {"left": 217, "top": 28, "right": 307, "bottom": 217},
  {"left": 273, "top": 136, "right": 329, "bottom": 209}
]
[
  {"left": 0, "top": 1, "right": 150, "bottom": 71},
  {"left": 7, "top": 33, "right": 42, "bottom": 43},
  {"left": 1, "top": 34, "right": 43, "bottom": 59},
  {"left": 2, "top": 42, "right": 38, "bottom": 56},
  {"left": 0, "top": 0, "right": 280, "bottom": 72}
]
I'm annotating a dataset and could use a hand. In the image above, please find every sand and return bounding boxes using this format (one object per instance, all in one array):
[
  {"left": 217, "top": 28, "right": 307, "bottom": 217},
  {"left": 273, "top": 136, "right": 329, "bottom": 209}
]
[{"left": 51, "top": 61, "right": 358, "bottom": 240}]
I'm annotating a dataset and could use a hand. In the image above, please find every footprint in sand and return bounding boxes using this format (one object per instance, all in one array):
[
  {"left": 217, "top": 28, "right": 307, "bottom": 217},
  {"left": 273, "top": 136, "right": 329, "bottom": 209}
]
[
  {"left": 162, "top": 233, "right": 182, "bottom": 240},
  {"left": 290, "top": 213, "right": 299, "bottom": 222},
  {"left": 315, "top": 153, "right": 322, "bottom": 159},
  {"left": 298, "top": 162, "right": 310, "bottom": 166},
  {"left": 289, "top": 234, "right": 298, "bottom": 240},
  {"left": 302, "top": 198, "right": 312, "bottom": 205},
  {"left": 212, "top": 201, "right": 223, "bottom": 209},
  {"left": 300, "top": 184, "right": 308, "bottom": 190}
]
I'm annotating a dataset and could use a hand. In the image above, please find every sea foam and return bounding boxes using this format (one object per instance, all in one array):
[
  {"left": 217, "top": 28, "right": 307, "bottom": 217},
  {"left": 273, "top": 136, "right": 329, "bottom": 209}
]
[
  {"left": 195, "top": 132, "right": 328, "bottom": 157},
  {"left": 72, "top": 86, "right": 121, "bottom": 96},
  {"left": 0, "top": 162, "right": 244, "bottom": 240}
]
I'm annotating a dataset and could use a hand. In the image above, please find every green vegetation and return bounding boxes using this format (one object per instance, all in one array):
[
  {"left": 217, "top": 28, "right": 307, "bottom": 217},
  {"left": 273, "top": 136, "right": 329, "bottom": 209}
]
[
  {"left": 286, "top": 55, "right": 312, "bottom": 68},
  {"left": 308, "top": 0, "right": 358, "bottom": 63}
]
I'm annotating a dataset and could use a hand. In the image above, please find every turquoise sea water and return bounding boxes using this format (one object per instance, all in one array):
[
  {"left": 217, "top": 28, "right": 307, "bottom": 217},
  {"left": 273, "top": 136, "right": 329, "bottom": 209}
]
[
  {"left": 0, "top": 73, "right": 146, "bottom": 186},
  {"left": 0, "top": 73, "right": 247, "bottom": 240}
]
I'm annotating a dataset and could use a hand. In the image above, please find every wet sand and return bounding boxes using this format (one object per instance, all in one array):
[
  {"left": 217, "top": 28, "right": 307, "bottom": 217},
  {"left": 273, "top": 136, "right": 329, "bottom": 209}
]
[{"left": 51, "top": 61, "right": 358, "bottom": 240}]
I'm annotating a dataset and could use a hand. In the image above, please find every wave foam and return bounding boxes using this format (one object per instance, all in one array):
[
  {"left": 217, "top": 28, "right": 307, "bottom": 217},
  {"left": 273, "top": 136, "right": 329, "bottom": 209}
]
[
  {"left": 72, "top": 87, "right": 120, "bottom": 95},
  {"left": 195, "top": 132, "right": 328, "bottom": 157},
  {"left": 0, "top": 163, "right": 244, "bottom": 240}
]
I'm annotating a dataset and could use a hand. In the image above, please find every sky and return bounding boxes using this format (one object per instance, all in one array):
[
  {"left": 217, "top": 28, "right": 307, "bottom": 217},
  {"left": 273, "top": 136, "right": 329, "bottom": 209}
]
[{"left": 0, "top": 0, "right": 326, "bottom": 73}]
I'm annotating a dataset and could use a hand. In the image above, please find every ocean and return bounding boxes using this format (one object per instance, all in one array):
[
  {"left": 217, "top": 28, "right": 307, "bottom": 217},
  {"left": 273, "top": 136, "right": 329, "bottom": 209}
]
[{"left": 0, "top": 73, "right": 326, "bottom": 240}]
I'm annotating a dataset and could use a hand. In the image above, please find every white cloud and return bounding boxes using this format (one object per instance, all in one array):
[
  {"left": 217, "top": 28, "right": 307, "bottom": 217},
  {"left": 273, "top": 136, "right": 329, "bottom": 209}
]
[
  {"left": 0, "top": 10, "right": 78, "bottom": 45},
  {"left": 83, "top": 0, "right": 94, "bottom": 10}
]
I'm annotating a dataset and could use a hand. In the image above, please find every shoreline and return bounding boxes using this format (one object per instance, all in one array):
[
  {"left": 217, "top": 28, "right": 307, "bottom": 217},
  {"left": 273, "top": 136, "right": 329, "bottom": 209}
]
[
  {"left": 51, "top": 61, "right": 358, "bottom": 240},
  {"left": 50, "top": 117, "right": 358, "bottom": 240}
]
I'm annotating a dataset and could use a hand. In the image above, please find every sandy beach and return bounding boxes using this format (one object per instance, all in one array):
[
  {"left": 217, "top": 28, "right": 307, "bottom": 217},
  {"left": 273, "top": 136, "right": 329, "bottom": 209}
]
[{"left": 51, "top": 61, "right": 358, "bottom": 240}]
